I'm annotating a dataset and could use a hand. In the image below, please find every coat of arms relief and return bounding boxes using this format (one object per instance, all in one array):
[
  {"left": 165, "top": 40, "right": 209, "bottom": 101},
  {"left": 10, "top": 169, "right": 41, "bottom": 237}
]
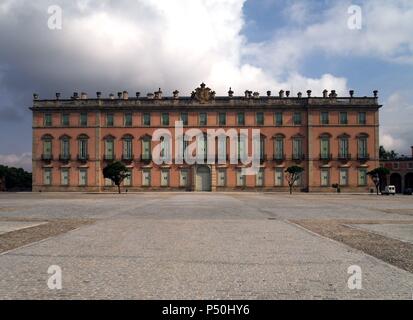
[{"left": 191, "top": 83, "right": 216, "bottom": 103}]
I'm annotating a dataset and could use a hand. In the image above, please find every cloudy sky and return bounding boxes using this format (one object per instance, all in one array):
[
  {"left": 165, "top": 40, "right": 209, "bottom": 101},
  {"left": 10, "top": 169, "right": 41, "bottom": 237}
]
[{"left": 0, "top": 0, "right": 412, "bottom": 171}]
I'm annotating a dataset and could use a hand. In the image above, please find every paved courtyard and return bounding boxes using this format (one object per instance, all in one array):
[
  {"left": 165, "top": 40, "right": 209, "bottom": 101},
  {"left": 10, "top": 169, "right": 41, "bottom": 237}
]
[{"left": 0, "top": 192, "right": 413, "bottom": 300}]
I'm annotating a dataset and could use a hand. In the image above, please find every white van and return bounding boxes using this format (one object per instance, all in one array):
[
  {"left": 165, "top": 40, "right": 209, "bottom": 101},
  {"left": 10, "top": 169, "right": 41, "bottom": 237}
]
[{"left": 382, "top": 185, "right": 396, "bottom": 196}]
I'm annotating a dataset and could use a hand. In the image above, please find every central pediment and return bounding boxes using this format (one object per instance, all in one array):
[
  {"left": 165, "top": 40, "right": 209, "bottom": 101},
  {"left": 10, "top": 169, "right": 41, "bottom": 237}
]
[{"left": 191, "top": 83, "right": 216, "bottom": 103}]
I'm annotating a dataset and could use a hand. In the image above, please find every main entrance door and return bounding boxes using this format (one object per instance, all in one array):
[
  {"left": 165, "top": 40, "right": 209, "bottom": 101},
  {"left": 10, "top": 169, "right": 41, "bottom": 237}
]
[{"left": 196, "top": 166, "right": 212, "bottom": 192}]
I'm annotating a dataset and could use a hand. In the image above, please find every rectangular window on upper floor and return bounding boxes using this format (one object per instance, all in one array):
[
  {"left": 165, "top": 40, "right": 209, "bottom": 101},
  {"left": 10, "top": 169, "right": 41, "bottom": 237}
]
[
  {"left": 161, "top": 113, "right": 169, "bottom": 126},
  {"left": 256, "top": 112, "right": 264, "bottom": 126},
  {"left": 340, "top": 112, "right": 348, "bottom": 125},
  {"left": 320, "top": 112, "right": 329, "bottom": 125},
  {"left": 143, "top": 113, "right": 151, "bottom": 126},
  {"left": 180, "top": 113, "right": 188, "bottom": 126},
  {"left": 106, "top": 113, "right": 114, "bottom": 127},
  {"left": 61, "top": 113, "right": 69, "bottom": 126},
  {"left": 275, "top": 112, "right": 283, "bottom": 126},
  {"left": 80, "top": 113, "right": 88, "bottom": 127},
  {"left": 44, "top": 113, "right": 52, "bottom": 127},
  {"left": 358, "top": 112, "right": 366, "bottom": 125},
  {"left": 199, "top": 112, "right": 207, "bottom": 126},
  {"left": 218, "top": 112, "right": 226, "bottom": 126},
  {"left": 124, "top": 113, "right": 132, "bottom": 127},
  {"left": 293, "top": 112, "right": 302, "bottom": 125},
  {"left": 237, "top": 112, "right": 245, "bottom": 126}
]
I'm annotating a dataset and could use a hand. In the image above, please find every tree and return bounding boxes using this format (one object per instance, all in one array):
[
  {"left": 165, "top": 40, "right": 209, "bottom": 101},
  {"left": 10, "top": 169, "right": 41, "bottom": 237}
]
[
  {"left": 285, "top": 166, "right": 304, "bottom": 195},
  {"left": 103, "top": 161, "right": 130, "bottom": 194},
  {"left": 367, "top": 167, "right": 390, "bottom": 195},
  {"left": 0, "top": 165, "right": 32, "bottom": 191},
  {"left": 379, "top": 146, "right": 399, "bottom": 160}
]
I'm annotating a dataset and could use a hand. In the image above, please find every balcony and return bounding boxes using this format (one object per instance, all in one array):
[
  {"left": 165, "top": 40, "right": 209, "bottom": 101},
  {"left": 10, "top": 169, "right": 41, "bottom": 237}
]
[
  {"left": 319, "top": 153, "right": 332, "bottom": 161},
  {"left": 292, "top": 154, "right": 306, "bottom": 162},
  {"left": 77, "top": 154, "right": 89, "bottom": 163},
  {"left": 140, "top": 154, "right": 152, "bottom": 163},
  {"left": 59, "top": 154, "right": 71, "bottom": 163},
  {"left": 357, "top": 153, "right": 370, "bottom": 161},
  {"left": 122, "top": 154, "right": 134, "bottom": 163},
  {"left": 104, "top": 154, "right": 116, "bottom": 162},
  {"left": 41, "top": 154, "right": 53, "bottom": 162},
  {"left": 338, "top": 153, "right": 352, "bottom": 161}
]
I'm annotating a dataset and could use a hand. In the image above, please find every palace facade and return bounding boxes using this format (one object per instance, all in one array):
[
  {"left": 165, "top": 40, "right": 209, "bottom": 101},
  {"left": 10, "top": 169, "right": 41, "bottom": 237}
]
[
  {"left": 31, "top": 84, "right": 381, "bottom": 192},
  {"left": 380, "top": 147, "right": 413, "bottom": 194}
]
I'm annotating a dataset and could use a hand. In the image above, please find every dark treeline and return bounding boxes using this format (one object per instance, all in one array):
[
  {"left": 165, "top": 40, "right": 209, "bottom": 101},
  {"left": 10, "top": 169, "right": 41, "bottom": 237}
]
[{"left": 0, "top": 165, "right": 32, "bottom": 191}]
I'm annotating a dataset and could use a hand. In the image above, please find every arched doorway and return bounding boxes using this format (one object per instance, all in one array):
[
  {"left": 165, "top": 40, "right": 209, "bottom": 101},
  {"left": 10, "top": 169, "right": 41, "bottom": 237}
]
[
  {"left": 390, "top": 173, "right": 402, "bottom": 193},
  {"left": 405, "top": 172, "right": 413, "bottom": 190},
  {"left": 196, "top": 166, "right": 211, "bottom": 192}
]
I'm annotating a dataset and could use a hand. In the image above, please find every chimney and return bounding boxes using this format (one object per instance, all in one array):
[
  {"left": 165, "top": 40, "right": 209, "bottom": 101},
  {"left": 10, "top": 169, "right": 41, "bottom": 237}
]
[
  {"left": 117, "top": 92, "right": 122, "bottom": 99},
  {"left": 136, "top": 92, "right": 141, "bottom": 99},
  {"left": 123, "top": 91, "right": 129, "bottom": 100},
  {"left": 279, "top": 90, "right": 284, "bottom": 98},
  {"left": 154, "top": 88, "right": 163, "bottom": 99},
  {"left": 307, "top": 90, "right": 312, "bottom": 97},
  {"left": 349, "top": 90, "right": 354, "bottom": 98},
  {"left": 373, "top": 90, "right": 378, "bottom": 98},
  {"left": 267, "top": 91, "right": 271, "bottom": 97},
  {"left": 323, "top": 89, "right": 328, "bottom": 98},
  {"left": 297, "top": 92, "right": 302, "bottom": 98},
  {"left": 228, "top": 88, "right": 234, "bottom": 98},
  {"left": 253, "top": 92, "right": 260, "bottom": 99},
  {"left": 96, "top": 92, "right": 102, "bottom": 99},
  {"left": 55, "top": 93, "right": 61, "bottom": 100},
  {"left": 286, "top": 91, "right": 290, "bottom": 97},
  {"left": 72, "top": 92, "right": 79, "bottom": 100},
  {"left": 81, "top": 92, "right": 88, "bottom": 100},
  {"left": 109, "top": 93, "right": 115, "bottom": 100},
  {"left": 33, "top": 93, "right": 39, "bottom": 100}
]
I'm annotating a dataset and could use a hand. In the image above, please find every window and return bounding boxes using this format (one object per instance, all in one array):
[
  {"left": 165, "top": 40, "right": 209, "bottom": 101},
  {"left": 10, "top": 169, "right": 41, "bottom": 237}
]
[
  {"left": 293, "top": 112, "right": 302, "bottom": 125},
  {"left": 161, "top": 113, "right": 169, "bottom": 126},
  {"left": 197, "top": 134, "right": 208, "bottom": 161},
  {"left": 43, "top": 168, "right": 52, "bottom": 185},
  {"left": 61, "top": 113, "right": 69, "bottom": 126},
  {"left": 180, "top": 169, "right": 189, "bottom": 187},
  {"left": 275, "top": 112, "right": 283, "bottom": 126},
  {"left": 339, "top": 168, "right": 349, "bottom": 186},
  {"left": 275, "top": 168, "right": 284, "bottom": 186},
  {"left": 60, "top": 138, "right": 70, "bottom": 159},
  {"left": 409, "top": 163, "right": 413, "bottom": 170},
  {"left": 218, "top": 112, "right": 226, "bottom": 126},
  {"left": 78, "top": 137, "right": 88, "bottom": 160},
  {"left": 236, "top": 169, "right": 246, "bottom": 187},
  {"left": 199, "top": 113, "right": 207, "bottom": 126},
  {"left": 142, "top": 169, "right": 151, "bottom": 186},
  {"left": 143, "top": 113, "right": 151, "bottom": 126},
  {"left": 238, "top": 135, "right": 247, "bottom": 160},
  {"left": 79, "top": 169, "right": 88, "bottom": 186},
  {"left": 217, "top": 169, "right": 226, "bottom": 187},
  {"left": 80, "top": 113, "right": 88, "bottom": 127},
  {"left": 123, "top": 137, "right": 133, "bottom": 160},
  {"left": 358, "top": 169, "right": 367, "bottom": 186},
  {"left": 339, "top": 137, "right": 349, "bottom": 158},
  {"left": 61, "top": 169, "right": 69, "bottom": 186},
  {"left": 43, "top": 139, "right": 52, "bottom": 158},
  {"left": 256, "top": 169, "right": 264, "bottom": 187},
  {"left": 256, "top": 112, "right": 264, "bottom": 126},
  {"left": 237, "top": 112, "right": 245, "bottom": 126},
  {"left": 274, "top": 137, "right": 284, "bottom": 160},
  {"left": 320, "top": 112, "right": 329, "bottom": 125},
  {"left": 292, "top": 138, "right": 303, "bottom": 160},
  {"left": 217, "top": 136, "right": 227, "bottom": 162},
  {"left": 105, "top": 138, "right": 115, "bottom": 160},
  {"left": 393, "top": 162, "right": 399, "bottom": 170},
  {"left": 123, "top": 170, "right": 132, "bottom": 187},
  {"left": 180, "top": 113, "right": 188, "bottom": 126},
  {"left": 358, "top": 136, "right": 368, "bottom": 158},
  {"left": 106, "top": 113, "right": 114, "bottom": 127},
  {"left": 358, "top": 112, "right": 366, "bottom": 125},
  {"left": 160, "top": 136, "right": 172, "bottom": 162},
  {"left": 124, "top": 113, "right": 133, "bottom": 127},
  {"left": 339, "top": 112, "right": 348, "bottom": 125},
  {"left": 142, "top": 138, "right": 151, "bottom": 160},
  {"left": 320, "top": 137, "right": 330, "bottom": 159},
  {"left": 321, "top": 169, "right": 330, "bottom": 187},
  {"left": 44, "top": 113, "right": 52, "bottom": 127},
  {"left": 161, "top": 169, "right": 169, "bottom": 187}
]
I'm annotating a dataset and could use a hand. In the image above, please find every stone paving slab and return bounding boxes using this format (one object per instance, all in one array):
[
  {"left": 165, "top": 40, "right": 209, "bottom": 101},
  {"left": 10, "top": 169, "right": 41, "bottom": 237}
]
[
  {"left": 355, "top": 224, "right": 413, "bottom": 244},
  {"left": 0, "top": 221, "right": 47, "bottom": 235}
]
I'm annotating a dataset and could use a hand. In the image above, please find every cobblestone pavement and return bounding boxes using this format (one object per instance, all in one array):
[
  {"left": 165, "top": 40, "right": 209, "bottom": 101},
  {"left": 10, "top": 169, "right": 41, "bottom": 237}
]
[{"left": 0, "top": 192, "right": 413, "bottom": 300}]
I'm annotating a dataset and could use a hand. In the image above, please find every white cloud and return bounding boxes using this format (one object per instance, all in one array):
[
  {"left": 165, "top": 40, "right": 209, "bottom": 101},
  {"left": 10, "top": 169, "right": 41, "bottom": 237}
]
[{"left": 0, "top": 153, "right": 32, "bottom": 171}]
